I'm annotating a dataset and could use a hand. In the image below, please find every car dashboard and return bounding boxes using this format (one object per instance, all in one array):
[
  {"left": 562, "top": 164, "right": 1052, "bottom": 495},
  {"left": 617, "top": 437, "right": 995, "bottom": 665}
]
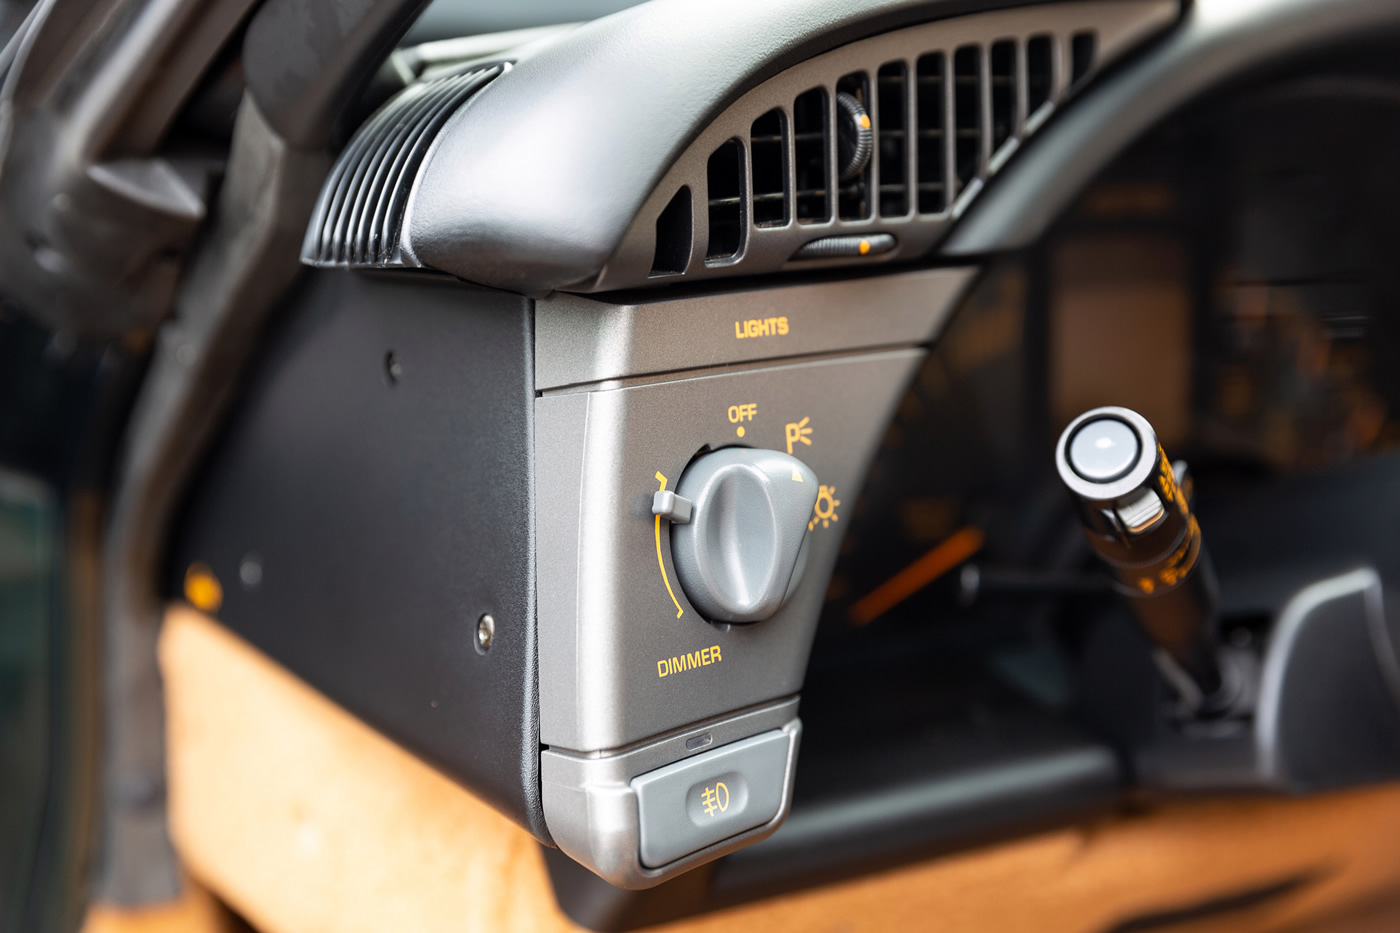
[{"left": 7, "top": 0, "right": 1400, "bottom": 930}]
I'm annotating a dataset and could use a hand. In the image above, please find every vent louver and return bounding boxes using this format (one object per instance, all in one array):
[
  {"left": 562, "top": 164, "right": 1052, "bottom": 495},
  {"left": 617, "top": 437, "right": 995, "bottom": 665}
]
[
  {"left": 706, "top": 139, "right": 745, "bottom": 260},
  {"left": 1071, "top": 31, "right": 1097, "bottom": 85},
  {"left": 751, "top": 109, "right": 789, "bottom": 227},
  {"left": 877, "top": 62, "right": 910, "bottom": 217},
  {"left": 793, "top": 87, "right": 831, "bottom": 222},
  {"left": 953, "top": 45, "right": 983, "bottom": 195},
  {"left": 1027, "top": 35, "right": 1053, "bottom": 115},
  {"left": 734, "top": 28, "right": 1117, "bottom": 250},
  {"left": 773, "top": 28, "right": 1107, "bottom": 222},
  {"left": 990, "top": 40, "right": 1017, "bottom": 153},
  {"left": 651, "top": 186, "right": 692, "bottom": 276},
  {"left": 915, "top": 52, "right": 948, "bottom": 214},
  {"left": 724, "top": 26, "right": 1117, "bottom": 269},
  {"left": 303, "top": 64, "right": 502, "bottom": 268},
  {"left": 733, "top": 26, "right": 1115, "bottom": 243}
]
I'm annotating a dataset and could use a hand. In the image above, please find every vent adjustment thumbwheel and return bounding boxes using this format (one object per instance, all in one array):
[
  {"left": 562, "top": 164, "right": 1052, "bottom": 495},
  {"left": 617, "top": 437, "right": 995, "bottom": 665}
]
[{"left": 836, "top": 92, "right": 873, "bottom": 181}]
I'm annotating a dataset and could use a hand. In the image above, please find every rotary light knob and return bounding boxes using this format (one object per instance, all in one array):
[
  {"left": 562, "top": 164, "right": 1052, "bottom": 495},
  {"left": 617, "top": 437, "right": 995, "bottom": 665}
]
[{"left": 653, "top": 448, "right": 819, "bottom": 623}]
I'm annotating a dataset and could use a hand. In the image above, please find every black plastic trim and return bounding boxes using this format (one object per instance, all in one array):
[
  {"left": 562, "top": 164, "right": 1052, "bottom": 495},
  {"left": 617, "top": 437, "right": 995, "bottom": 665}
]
[
  {"left": 404, "top": 0, "right": 1074, "bottom": 294},
  {"left": 545, "top": 733, "right": 1118, "bottom": 931},
  {"left": 244, "top": 0, "right": 436, "bottom": 150},
  {"left": 172, "top": 270, "right": 549, "bottom": 842},
  {"left": 942, "top": 0, "right": 1400, "bottom": 257}
]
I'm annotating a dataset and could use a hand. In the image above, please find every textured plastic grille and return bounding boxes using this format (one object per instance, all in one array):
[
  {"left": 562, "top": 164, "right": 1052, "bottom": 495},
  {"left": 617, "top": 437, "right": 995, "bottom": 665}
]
[{"left": 304, "top": 64, "right": 502, "bottom": 267}]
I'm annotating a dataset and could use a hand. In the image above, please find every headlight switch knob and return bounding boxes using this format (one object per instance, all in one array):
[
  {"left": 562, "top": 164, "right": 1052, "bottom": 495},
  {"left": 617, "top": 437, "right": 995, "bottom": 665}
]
[{"left": 655, "top": 448, "right": 819, "bottom": 624}]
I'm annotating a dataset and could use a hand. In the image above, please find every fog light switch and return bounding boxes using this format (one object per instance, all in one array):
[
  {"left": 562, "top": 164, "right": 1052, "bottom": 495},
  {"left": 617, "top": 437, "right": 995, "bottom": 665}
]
[{"left": 632, "top": 729, "right": 791, "bottom": 867}]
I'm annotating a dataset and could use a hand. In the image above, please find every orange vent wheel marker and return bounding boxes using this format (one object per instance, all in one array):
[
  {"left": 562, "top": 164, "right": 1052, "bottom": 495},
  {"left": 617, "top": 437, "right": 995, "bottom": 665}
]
[{"left": 184, "top": 562, "right": 224, "bottom": 614}]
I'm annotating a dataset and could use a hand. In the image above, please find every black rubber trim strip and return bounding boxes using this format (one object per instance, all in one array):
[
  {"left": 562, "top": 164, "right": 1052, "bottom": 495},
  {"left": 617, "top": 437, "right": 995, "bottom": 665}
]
[{"left": 1104, "top": 872, "right": 1320, "bottom": 933}]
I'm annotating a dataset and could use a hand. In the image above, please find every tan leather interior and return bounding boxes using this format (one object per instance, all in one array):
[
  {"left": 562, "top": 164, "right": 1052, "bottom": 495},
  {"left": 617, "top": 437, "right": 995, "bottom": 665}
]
[
  {"left": 159, "top": 604, "right": 1400, "bottom": 933},
  {"left": 81, "top": 876, "right": 234, "bottom": 933}
]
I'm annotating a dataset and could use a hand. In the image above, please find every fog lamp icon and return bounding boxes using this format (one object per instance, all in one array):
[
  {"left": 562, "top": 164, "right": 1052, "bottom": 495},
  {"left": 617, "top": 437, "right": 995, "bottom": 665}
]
[{"left": 701, "top": 781, "right": 730, "bottom": 817}]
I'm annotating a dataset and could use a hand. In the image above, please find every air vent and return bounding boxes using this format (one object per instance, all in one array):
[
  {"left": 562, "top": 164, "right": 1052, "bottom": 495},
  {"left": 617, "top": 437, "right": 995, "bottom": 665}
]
[
  {"left": 877, "top": 62, "right": 909, "bottom": 217},
  {"left": 651, "top": 186, "right": 692, "bottom": 276},
  {"left": 953, "top": 45, "right": 983, "bottom": 196},
  {"left": 990, "top": 40, "right": 1017, "bottom": 153},
  {"left": 751, "top": 109, "right": 789, "bottom": 227},
  {"left": 706, "top": 139, "right": 745, "bottom": 260},
  {"left": 595, "top": 1, "right": 1177, "bottom": 291},
  {"left": 794, "top": 87, "right": 830, "bottom": 222},
  {"left": 915, "top": 52, "right": 947, "bottom": 215},
  {"left": 304, "top": 64, "right": 502, "bottom": 267},
  {"left": 1027, "top": 35, "right": 1053, "bottom": 115},
  {"left": 1072, "top": 31, "right": 1097, "bottom": 85}
]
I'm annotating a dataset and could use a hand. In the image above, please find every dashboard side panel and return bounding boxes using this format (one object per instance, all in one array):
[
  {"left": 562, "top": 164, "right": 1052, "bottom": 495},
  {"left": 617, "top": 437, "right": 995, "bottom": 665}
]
[
  {"left": 170, "top": 271, "right": 547, "bottom": 841},
  {"left": 537, "top": 350, "right": 923, "bottom": 754}
]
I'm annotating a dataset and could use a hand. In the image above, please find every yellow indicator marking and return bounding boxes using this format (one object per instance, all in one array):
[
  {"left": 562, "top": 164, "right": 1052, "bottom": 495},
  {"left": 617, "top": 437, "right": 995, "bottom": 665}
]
[
  {"left": 727, "top": 403, "right": 757, "bottom": 423},
  {"left": 808, "top": 484, "right": 840, "bottom": 530},
  {"left": 184, "top": 562, "right": 223, "bottom": 613},
  {"left": 849, "top": 526, "right": 985, "bottom": 626},
  {"left": 658, "top": 644, "right": 722, "bottom": 677},
  {"left": 654, "top": 472, "right": 684, "bottom": 618},
  {"left": 733, "top": 316, "right": 790, "bottom": 339},
  {"left": 702, "top": 781, "right": 730, "bottom": 816},
  {"left": 859, "top": 238, "right": 871, "bottom": 255},
  {"left": 858, "top": 114, "right": 871, "bottom": 129},
  {"left": 728, "top": 403, "right": 756, "bottom": 438},
  {"left": 784, "top": 417, "right": 813, "bottom": 454}
]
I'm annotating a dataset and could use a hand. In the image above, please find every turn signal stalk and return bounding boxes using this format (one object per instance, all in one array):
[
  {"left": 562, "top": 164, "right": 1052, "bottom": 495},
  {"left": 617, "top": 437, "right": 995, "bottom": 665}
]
[{"left": 1056, "top": 407, "right": 1223, "bottom": 705}]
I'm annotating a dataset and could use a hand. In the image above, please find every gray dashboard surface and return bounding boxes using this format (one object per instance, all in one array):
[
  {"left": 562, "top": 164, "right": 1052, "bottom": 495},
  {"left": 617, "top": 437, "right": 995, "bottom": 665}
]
[
  {"left": 403, "top": 0, "right": 642, "bottom": 44},
  {"left": 942, "top": 0, "right": 1400, "bottom": 256},
  {"left": 534, "top": 267, "right": 972, "bottom": 390},
  {"left": 405, "top": 0, "right": 1050, "bottom": 295}
]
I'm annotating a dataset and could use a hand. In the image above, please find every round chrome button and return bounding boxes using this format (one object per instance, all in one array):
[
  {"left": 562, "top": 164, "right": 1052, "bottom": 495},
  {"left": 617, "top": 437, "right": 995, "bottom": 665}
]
[{"left": 1067, "top": 417, "right": 1140, "bottom": 483}]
